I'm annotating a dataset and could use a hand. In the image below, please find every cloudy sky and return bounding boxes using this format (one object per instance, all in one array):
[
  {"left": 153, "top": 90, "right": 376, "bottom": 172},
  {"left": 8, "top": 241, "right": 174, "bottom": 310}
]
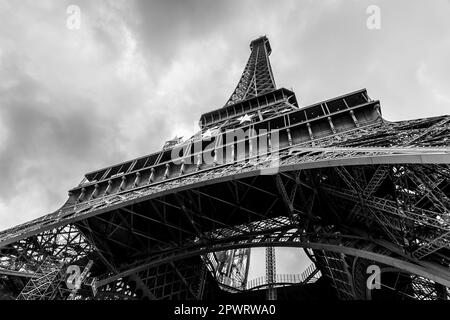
[{"left": 0, "top": 0, "right": 449, "bottom": 278}]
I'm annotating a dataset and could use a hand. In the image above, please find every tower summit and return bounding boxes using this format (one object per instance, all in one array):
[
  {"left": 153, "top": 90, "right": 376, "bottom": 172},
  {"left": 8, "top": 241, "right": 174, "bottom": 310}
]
[{"left": 225, "top": 36, "right": 276, "bottom": 106}]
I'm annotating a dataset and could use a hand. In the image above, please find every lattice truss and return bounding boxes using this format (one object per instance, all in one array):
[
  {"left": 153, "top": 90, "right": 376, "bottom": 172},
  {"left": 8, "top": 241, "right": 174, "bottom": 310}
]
[
  {"left": 0, "top": 35, "right": 449, "bottom": 300},
  {"left": 205, "top": 248, "right": 250, "bottom": 290},
  {"left": 95, "top": 257, "right": 207, "bottom": 300},
  {"left": 225, "top": 36, "right": 276, "bottom": 106},
  {"left": 0, "top": 225, "right": 94, "bottom": 300},
  {"left": 0, "top": 113, "right": 448, "bottom": 300},
  {"left": 0, "top": 225, "right": 91, "bottom": 275}
]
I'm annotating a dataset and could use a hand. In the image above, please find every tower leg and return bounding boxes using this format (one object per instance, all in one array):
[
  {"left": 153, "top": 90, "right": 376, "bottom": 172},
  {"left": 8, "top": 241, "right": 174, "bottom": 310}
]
[{"left": 265, "top": 246, "right": 277, "bottom": 300}]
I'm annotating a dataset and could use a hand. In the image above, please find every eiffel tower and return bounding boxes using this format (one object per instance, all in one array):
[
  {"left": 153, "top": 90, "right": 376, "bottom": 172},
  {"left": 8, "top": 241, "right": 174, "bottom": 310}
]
[{"left": 0, "top": 36, "right": 449, "bottom": 300}]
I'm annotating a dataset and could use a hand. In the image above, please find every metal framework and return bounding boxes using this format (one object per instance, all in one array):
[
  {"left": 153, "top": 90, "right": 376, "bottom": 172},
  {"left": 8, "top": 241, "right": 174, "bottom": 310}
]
[
  {"left": 225, "top": 35, "right": 276, "bottom": 106},
  {"left": 247, "top": 263, "right": 321, "bottom": 291},
  {"left": 0, "top": 36, "right": 449, "bottom": 300},
  {"left": 265, "top": 245, "right": 277, "bottom": 300}
]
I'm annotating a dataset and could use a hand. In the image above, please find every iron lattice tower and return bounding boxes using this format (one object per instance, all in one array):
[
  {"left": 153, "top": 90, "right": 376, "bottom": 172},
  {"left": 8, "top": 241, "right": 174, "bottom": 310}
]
[
  {"left": 0, "top": 36, "right": 449, "bottom": 300},
  {"left": 265, "top": 246, "right": 277, "bottom": 300},
  {"left": 225, "top": 36, "right": 276, "bottom": 106}
]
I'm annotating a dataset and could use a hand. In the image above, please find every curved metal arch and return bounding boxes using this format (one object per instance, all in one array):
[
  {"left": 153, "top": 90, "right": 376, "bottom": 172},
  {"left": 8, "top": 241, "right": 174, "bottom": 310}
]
[
  {"left": 2, "top": 150, "right": 448, "bottom": 250},
  {"left": 97, "top": 235, "right": 450, "bottom": 289}
]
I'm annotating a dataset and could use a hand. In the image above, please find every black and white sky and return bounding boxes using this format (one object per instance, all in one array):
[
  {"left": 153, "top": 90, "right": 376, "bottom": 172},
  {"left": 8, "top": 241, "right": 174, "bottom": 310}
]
[{"left": 0, "top": 0, "right": 449, "bottom": 277}]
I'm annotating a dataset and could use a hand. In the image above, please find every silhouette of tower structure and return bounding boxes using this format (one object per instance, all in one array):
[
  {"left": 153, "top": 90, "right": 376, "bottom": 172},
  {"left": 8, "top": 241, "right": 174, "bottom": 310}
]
[{"left": 0, "top": 36, "right": 449, "bottom": 300}]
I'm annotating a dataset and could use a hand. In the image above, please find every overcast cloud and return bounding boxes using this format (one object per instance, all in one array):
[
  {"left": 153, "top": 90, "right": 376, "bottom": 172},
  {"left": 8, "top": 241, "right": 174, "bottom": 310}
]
[{"left": 0, "top": 0, "right": 449, "bottom": 278}]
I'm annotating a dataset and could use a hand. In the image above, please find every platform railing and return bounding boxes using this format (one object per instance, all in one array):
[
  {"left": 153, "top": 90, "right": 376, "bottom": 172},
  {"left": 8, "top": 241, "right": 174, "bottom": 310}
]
[{"left": 246, "top": 263, "right": 321, "bottom": 290}]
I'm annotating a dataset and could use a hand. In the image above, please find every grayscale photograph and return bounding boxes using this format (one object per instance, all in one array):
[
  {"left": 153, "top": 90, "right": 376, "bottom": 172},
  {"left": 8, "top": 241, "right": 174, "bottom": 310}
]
[{"left": 0, "top": 0, "right": 449, "bottom": 316}]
